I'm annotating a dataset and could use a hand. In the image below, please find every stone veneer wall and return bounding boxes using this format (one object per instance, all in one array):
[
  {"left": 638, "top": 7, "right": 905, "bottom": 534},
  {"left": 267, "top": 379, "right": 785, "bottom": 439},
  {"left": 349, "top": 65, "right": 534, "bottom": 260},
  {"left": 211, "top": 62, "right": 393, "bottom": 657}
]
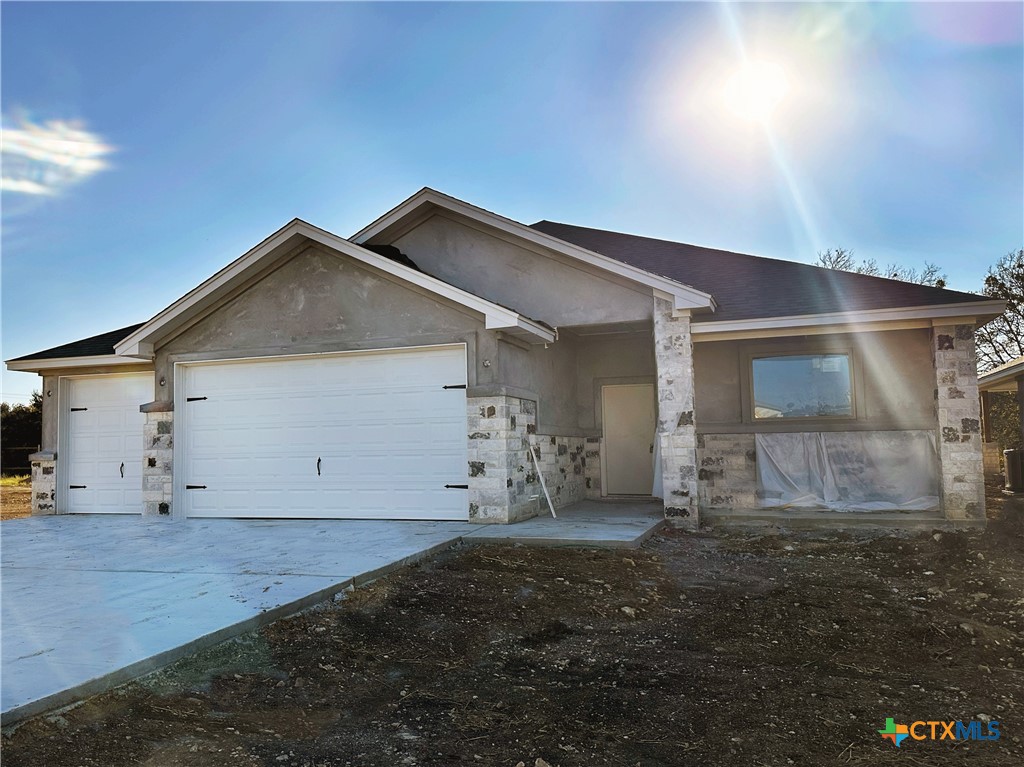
[
  {"left": 933, "top": 325, "right": 986, "bottom": 520},
  {"left": 584, "top": 437, "right": 602, "bottom": 499},
  {"left": 466, "top": 395, "right": 587, "bottom": 523},
  {"left": 696, "top": 434, "right": 758, "bottom": 509},
  {"left": 29, "top": 453, "right": 56, "bottom": 515},
  {"left": 534, "top": 435, "right": 587, "bottom": 509},
  {"left": 982, "top": 441, "right": 1002, "bottom": 478},
  {"left": 142, "top": 409, "right": 173, "bottom": 516},
  {"left": 653, "top": 298, "right": 699, "bottom": 527}
]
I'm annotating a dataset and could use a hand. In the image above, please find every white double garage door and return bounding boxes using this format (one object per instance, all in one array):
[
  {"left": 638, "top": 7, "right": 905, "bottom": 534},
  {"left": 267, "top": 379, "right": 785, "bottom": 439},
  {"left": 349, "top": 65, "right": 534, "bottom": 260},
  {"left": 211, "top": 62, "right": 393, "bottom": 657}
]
[{"left": 65, "top": 346, "right": 469, "bottom": 520}]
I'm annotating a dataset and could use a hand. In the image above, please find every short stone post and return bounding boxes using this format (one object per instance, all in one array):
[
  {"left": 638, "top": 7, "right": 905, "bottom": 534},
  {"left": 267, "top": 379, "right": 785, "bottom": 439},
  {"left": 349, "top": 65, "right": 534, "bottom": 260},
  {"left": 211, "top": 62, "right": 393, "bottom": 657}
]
[
  {"left": 28, "top": 451, "right": 56, "bottom": 515},
  {"left": 141, "top": 404, "right": 173, "bottom": 516}
]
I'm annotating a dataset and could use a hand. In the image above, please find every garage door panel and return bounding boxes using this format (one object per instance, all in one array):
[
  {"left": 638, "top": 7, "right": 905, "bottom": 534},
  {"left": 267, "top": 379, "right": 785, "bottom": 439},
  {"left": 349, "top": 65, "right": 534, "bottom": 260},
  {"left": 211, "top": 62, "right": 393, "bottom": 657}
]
[
  {"left": 182, "top": 347, "right": 468, "bottom": 519},
  {"left": 66, "top": 374, "right": 151, "bottom": 514}
]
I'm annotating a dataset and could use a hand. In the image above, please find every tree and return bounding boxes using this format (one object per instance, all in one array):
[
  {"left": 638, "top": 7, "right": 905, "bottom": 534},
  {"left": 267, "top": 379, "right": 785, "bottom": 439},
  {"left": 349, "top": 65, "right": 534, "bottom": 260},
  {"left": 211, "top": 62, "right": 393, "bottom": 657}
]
[
  {"left": 1, "top": 392, "right": 42, "bottom": 476},
  {"left": 816, "top": 248, "right": 947, "bottom": 288},
  {"left": 975, "top": 248, "right": 1024, "bottom": 372}
]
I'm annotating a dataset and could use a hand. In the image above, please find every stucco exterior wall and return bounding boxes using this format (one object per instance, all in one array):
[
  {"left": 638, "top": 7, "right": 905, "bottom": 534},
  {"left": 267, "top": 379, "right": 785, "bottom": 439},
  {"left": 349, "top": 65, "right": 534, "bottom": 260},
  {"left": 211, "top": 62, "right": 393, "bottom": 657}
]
[
  {"left": 391, "top": 214, "right": 655, "bottom": 326},
  {"left": 575, "top": 331, "right": 656, "bottom": 432},
  {"left": 493, "top": 334, "right": 582, "bottom": 435},
  {"left": 155, "top": 246, "right": 488, "bottom": 402},
  {"left": 693, "top": 328, "right": 936, "bottom": 430}
]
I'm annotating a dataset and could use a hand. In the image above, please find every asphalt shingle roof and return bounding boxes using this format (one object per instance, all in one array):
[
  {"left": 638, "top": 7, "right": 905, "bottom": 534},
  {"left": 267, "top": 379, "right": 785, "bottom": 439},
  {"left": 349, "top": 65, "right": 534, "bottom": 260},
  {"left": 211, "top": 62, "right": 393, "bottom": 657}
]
[
  {"left": 530, "top": 221, "right": 989, "bottom": 323},
  {"left": 11, "top": 323, "right": 145, "bottom": 362},
  {"left": 14, "top": 220, "right": 994, "bottom": 362}
]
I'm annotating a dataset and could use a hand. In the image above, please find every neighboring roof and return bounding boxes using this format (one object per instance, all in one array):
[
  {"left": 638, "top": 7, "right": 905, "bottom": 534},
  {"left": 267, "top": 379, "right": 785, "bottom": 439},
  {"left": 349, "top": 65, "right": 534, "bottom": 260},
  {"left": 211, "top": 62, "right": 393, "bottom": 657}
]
[
  {"left": 9, "top": 324, "right": 144, "bottom": 362},
  {"left": 350, "top": 187, "right": 716, "bottom": 313},
  {"left": 530, "top": 221, "right": 995, "bottom": 324},
  {"left": 978, "top": 356, "right": 1024, "bottom": 392}
]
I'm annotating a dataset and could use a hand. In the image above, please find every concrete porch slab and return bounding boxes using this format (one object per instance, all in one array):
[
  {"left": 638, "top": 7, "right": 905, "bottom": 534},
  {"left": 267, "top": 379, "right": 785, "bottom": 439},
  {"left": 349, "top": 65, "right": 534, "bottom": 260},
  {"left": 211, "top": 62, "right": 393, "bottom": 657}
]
[
  {"left": 464, "top": 500, "right": 666, "bottom": 548},
  {"left": 1, "top": 503, "right": 662, "bottom": 726}
]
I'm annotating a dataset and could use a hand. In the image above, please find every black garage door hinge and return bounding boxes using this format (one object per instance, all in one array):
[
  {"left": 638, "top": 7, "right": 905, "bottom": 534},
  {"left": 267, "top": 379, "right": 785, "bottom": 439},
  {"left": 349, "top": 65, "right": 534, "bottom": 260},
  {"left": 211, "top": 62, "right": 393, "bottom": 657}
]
[
  {"left": 185, "top": 484, "right": 207, "bottom": 490},
  {"left": 70, "top": 407, "right": 88, "bottom": 412},
  {"left": 186, "top": 396, "right": 207, "bottom": 402},
  {"left": 69, "top": 485, "right": 87, "bottom": 489},
  {"left": 444, "top": 484, "right": 469, "bottom": 489},
  {"left": 442, "top": 384, "right": 467, "bottom": 390}
]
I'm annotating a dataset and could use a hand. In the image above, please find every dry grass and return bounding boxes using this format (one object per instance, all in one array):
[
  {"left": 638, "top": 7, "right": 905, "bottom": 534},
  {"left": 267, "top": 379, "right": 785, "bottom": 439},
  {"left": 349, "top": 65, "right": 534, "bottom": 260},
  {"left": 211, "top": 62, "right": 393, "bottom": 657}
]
[{"left": 1, "top": 474, "right": 32, "bottom": 520}]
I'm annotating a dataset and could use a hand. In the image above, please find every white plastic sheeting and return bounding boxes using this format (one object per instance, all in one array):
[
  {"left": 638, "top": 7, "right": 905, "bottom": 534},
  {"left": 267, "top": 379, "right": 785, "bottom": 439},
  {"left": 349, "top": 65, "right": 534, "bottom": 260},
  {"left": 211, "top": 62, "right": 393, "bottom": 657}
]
[{"left": 756, "top": 431, "right": 940, "bottom": 512}]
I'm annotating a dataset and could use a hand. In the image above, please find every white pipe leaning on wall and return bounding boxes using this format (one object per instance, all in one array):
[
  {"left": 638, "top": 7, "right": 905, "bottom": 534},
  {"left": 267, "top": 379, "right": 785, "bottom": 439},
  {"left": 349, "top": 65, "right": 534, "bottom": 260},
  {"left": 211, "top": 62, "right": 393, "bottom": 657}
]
[{"left": 528, "top": 440, "right": 557, "bottom": 519}]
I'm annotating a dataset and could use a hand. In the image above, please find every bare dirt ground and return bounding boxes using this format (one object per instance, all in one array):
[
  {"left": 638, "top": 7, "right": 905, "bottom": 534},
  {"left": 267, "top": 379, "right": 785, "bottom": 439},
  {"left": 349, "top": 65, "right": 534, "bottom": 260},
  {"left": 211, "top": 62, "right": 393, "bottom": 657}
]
[
  {"left": 3, "top": 485, "right": 1022, "bottom": 766},
  {"left": 0, "top": 478, "right": 32, "bottom": 521}
]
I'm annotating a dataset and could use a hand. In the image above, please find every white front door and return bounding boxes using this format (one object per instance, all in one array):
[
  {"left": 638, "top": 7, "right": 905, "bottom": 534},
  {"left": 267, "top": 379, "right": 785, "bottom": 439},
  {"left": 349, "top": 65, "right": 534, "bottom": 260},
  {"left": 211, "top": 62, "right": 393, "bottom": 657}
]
[
  {"left": 178, "top": 345, "right": 469, "bottom": 520},
  {"left": 65, "top": 374, "right": 152, "bottom": 514},
  {"left": 602, "top": 383, "right": 656, "bottom": 496}
]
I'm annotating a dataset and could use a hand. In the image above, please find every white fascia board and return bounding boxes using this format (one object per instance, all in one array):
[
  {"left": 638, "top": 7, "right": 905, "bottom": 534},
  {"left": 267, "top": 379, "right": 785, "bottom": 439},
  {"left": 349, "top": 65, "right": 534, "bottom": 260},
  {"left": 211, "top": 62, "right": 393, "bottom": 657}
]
[
  {"left": 351, "top": 188, "right": 716, "bottom": 313},
  {"left": 5, "top": 354, "right": 154, "bottom": 373},
  {"left": 691, "top": 300, "right": 1006, "bottom": 340},
  {"left": 115, "top": 219, "right": 554, "bottom": 358}
]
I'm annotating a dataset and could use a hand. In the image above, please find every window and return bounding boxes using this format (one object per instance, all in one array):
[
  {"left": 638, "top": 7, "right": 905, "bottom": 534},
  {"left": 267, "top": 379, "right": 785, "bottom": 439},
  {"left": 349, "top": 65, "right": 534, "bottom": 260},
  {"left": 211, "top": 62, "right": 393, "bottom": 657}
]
[{"left": 751, "top": 352, "right": 853, "bottom": 419}]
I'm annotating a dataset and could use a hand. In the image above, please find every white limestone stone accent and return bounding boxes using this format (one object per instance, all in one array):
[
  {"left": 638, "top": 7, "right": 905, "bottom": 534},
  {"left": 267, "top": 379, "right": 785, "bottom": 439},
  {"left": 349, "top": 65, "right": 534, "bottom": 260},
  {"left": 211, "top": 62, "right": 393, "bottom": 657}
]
[
  {"left": 653, "top": 297, "right": 699, "bottom": 527},
  {"left": 142, "top": 410, "right": 173, "bottom": 516},
  {"left": 933, "top": 324, "right": 986, "bottom": 520},
  {"left": 466, "top": 396, "right": 586, "bottom": 523},
  {"left": 584, "top": 437, "right": 602, "bottom": 499},
  {"left": 28, "top": 453, "right": 56, "bottom": 515},
  {"left": 697, "top": 433, "right": 758, "bottom": 509}
]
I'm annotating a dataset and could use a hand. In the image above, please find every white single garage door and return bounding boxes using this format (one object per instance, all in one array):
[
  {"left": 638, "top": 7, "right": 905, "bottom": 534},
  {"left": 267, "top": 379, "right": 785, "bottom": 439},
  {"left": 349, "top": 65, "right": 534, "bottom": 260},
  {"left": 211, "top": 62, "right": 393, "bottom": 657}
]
[
  {"left": 65, "top": 373, "right": 152, "bottom": 514},
  {"left": 179, "top": 345, "right": 469, "bottom": 520}
]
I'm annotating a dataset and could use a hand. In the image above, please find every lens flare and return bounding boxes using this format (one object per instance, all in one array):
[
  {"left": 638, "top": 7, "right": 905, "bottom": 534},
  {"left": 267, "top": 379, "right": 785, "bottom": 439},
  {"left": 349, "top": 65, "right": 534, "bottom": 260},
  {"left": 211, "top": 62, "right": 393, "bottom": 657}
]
[{"left": 723, "top": 60, "right": 791, "bottom": 122}]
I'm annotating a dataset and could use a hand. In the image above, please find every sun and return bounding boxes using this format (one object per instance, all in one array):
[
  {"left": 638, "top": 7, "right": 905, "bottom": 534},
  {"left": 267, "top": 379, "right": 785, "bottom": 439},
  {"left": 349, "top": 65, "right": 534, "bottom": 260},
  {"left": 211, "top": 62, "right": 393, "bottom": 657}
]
[{"left": 723, "top": 60, "right": 791, "bottom": 122}]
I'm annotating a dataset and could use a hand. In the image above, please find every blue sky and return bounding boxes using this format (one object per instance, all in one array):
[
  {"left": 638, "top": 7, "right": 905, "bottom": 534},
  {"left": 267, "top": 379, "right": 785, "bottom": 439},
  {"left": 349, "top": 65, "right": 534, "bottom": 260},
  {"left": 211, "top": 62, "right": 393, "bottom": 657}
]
[{"left": 2, "top": 1, "right": 1022, "bottom": 404}]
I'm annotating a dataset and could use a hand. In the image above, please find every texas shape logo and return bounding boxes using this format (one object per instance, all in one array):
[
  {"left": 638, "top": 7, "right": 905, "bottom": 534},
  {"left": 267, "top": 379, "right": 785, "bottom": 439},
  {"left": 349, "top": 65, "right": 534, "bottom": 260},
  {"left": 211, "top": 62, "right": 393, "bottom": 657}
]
[{"left": 879, "top": 718, "right": 910, "bottom": 747}]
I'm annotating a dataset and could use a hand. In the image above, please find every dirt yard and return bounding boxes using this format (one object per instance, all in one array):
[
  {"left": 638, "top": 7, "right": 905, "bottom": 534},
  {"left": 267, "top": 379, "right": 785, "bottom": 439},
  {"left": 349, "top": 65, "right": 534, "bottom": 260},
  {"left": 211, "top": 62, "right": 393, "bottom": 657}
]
[
  {"left": 3, "top": 489, "right": 1022, "bottom": 766},
  {"left": 0, "top": 476, "right": 32, "bottom": 521}
]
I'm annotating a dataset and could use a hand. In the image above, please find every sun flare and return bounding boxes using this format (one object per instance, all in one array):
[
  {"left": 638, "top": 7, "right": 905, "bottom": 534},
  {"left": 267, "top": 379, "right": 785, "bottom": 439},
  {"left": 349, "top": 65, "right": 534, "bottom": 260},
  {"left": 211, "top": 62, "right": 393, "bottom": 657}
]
[{"left": 723, "top": 60, "right": 790, "bottom": 122}]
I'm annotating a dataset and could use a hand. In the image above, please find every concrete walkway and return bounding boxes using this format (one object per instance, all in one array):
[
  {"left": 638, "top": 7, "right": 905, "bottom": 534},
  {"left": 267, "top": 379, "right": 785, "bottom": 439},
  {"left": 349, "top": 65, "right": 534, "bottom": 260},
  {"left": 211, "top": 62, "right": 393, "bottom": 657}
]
[{"left": 1, "top": 502, "right": 663, "bottom": 725}]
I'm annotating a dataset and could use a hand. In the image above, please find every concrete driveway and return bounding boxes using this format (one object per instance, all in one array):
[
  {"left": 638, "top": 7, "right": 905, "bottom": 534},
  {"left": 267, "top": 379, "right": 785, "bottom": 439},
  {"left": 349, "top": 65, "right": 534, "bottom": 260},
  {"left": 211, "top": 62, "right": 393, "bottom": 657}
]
[
  {"left": 1, "top": 503, "right": 663, "bottom": 726},
  {"left": 1, "top": 515, "right": 475, "bottom": 725}
]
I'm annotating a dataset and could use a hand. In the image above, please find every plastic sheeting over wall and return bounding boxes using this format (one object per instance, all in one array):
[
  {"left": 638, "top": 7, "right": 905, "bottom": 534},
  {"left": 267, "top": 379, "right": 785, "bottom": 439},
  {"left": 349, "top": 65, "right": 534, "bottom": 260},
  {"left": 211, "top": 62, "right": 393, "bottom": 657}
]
[{"left": 756, "top": 431, "right": 940, "bottom": 512}]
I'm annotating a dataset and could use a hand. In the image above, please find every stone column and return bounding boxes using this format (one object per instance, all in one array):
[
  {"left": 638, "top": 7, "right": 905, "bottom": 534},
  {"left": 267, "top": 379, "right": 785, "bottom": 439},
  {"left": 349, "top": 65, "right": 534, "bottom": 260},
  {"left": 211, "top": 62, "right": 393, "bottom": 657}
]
[
  {"left": 466, "top": 395, "right": 541, "bottom": 523},
  {"left": 653, "top": 297, "right": 699, "bottom": 528},
  {"left": 141, "top": 404, "right": 173, "bottom": 516},
  {"left": 933, "top": 324, "right": 986, "bottom": 520},
  {"left": 28, "top": 451, "right": 56, "bottom": 515}
]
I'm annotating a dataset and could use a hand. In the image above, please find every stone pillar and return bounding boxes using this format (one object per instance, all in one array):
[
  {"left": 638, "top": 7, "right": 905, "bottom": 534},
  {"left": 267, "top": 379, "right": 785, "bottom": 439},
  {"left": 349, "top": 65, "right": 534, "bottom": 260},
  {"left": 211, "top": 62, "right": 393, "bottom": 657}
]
[
  {"left": 466, "top": 395, "right": 541, "bottom": 523},
  {"left": 584, "top": 437, "right": 602, "bottom": 499},
  {"left": 141, "top": 405, "right": 173, "bottom": 516},
  {"left": 934, "top": 324, "right": 986, "bottom": 520},
  {"left": 653, "top": 298, "right": 699, "bottom": 528},
  {"left": 28, "top": 451, "right": 56, "bottom": 515}
]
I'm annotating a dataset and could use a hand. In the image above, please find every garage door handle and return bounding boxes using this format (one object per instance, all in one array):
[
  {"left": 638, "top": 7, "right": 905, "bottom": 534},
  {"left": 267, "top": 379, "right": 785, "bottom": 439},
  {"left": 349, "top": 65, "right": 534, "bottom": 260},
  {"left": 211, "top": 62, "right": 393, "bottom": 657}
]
[
  {"left": 70, "top": 485, "right": 87, "bottom": 489},
  {"left": 317, "top": 457, "right": 321, "bottom": 476},
  {"left": 445, "top": 484, "right": 469, "bottom": 489},
  {"left": 120, "top": 462, "right": 125, "bottom": 478},
  {"left": 443, "top": 384, "right": 467, "bottom": 390},
  {"left": 70, "top": 407, "right": 88, "bottom": 412},
  {"left": 186, "top": 484, "right": 207, "bottom": 490}
]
